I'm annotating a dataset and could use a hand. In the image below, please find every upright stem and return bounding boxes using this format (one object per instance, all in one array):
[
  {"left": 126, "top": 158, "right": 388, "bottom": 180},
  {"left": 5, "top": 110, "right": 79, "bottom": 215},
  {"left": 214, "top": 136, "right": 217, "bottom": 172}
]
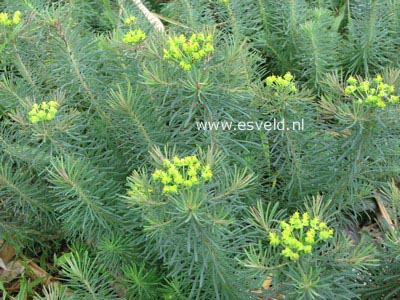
[
  {"left": 132, "top": 0, "right": 164, "bottom": 32},
  {"left": 13, "top": 45, "right": 39, "bottom": 95}
]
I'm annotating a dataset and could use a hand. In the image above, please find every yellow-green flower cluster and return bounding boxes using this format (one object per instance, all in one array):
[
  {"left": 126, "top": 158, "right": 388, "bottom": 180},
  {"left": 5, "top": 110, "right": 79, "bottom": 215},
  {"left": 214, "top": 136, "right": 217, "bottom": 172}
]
[
  {"left": 124, "top": 16, "right": 137, "bottom": 25},
  {"left": 121, "top": 15, "right": 146, "bottom": 45},
  {"left": 163, "top": 33, "right": 214, "bottom": 71},
  {"left": 0, "top": 11, "right": 21, "bottom": 26},
  {"left": 122, "top": 29, "right": 146, "bottom": 45},
  {"left": 28, "top": 101, "right": 59, "bottom": 124},
  {"left": 152, "top": 155, "right": 213, "bottom": 194},
  {"left": 269, "top": 212, "right": 334, "bottom": 261},
  {"left": 128, "top": 182, "right": 152, "bottom": 197},
  {"left": 265, "top": 72, "right": 297, "bottom": 94},
  {"left": 345, "top": 75, "right": 399, "bottom": 108}
]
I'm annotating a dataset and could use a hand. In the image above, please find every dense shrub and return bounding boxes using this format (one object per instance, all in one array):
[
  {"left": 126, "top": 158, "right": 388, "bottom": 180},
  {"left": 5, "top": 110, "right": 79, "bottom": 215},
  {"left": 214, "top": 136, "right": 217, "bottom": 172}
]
[{"left": 1, "top": 0, "right": 400, "bottom": 299}]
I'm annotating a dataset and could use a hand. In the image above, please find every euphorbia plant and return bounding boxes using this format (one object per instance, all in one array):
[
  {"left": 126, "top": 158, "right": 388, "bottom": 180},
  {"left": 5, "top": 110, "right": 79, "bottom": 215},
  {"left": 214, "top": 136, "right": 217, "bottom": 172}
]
[
  {"left": 124, "top": 147, "right": 256, "bottom": 299},
  {"left": 320, "top": 73, "right": 400, "bottom": 209}
]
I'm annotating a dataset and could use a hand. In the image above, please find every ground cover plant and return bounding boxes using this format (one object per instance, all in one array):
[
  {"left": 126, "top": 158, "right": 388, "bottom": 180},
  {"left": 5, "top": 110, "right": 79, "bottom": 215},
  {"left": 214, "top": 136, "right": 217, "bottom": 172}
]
[{"left": 1, "top": 0, "right": 400, "bottom": 299}]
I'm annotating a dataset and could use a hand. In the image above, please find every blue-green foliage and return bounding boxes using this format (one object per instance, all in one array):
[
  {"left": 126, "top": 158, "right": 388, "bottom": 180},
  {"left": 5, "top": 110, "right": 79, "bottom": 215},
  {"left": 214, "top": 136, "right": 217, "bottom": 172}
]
[{"left": 0, "top": 0, "right": 399, "bottom": 299}]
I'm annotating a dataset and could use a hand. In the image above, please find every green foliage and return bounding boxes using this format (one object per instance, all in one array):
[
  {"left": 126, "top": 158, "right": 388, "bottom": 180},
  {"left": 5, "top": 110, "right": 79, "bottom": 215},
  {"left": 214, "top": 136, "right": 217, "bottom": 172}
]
[
  {"left": 96, "top": 233, "right": 137, "bottom": 270},
  {"left": 122, "top": 263, "right": 161, "bottom": 300},
  {"left": 124, "top": 148, "right": 256, "bottom": 299},
  {"left": 48, "top": 155, "right": 124, "bottom": 241},
  {"left": 1, "top": 0, "right": 400, "bottom": 299},
  {"left": 344, "top": 0, "right": 400, "bottom": 76},
  {"left": 168, "top": 0, "right": 400, "bottom": 90},
  {"left": 244, "top": 196, "right": 378, "bottom": 299},
  {"left": 56, "top": 247, "right": 120, "bottom": 299}
]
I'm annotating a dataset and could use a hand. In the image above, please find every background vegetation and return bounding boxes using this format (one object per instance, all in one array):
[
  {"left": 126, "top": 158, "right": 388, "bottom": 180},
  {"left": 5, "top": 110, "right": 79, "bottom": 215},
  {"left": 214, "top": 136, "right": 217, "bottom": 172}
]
[{"left": 1, "top": 0, "right": 400, "bottom": 299}]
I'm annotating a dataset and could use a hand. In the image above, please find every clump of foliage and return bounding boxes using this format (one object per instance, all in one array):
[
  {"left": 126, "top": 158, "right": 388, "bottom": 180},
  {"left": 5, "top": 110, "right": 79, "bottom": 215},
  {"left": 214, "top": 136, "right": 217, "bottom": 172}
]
[{"left": 1, "top": 0, "right": 400, "bottom": 299}]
